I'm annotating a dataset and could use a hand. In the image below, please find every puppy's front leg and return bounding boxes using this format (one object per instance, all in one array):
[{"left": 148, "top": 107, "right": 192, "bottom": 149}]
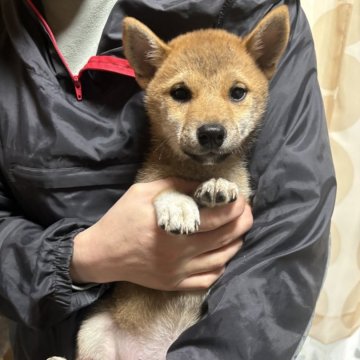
[
  {"left": 154, "top": 191, "right": 200, "bottom": 235},
  {"left": 194, "top": 178, "right": 239, "bottom": 208}
]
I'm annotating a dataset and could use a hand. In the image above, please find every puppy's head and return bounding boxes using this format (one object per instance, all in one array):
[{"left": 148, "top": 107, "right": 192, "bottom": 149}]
[{"left": 123, "top": 6, "right": 290, "bottom": 165}]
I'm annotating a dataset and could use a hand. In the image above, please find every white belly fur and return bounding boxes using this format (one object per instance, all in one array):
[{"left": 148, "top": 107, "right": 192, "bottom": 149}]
[{"left": 76, "top": 290, "right": 206, "bottom": 360}]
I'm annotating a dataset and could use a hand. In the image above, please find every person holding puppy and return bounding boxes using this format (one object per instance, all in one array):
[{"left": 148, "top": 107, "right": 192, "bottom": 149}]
[{"left": 0, "top": 1, "right": 335, "bottom": 360}]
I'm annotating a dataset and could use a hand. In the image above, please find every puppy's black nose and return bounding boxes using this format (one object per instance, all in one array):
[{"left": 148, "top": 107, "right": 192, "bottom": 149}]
[{"left": 197, "top": 124, "right": 226, "bottom": 149}]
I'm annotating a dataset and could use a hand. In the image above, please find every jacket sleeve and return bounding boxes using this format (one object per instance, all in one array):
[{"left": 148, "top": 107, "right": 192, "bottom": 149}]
[
  {"left": 0, "top": 176, "right": 108, "bottom": 329},
  {"left": 168, "top": 3, "right": 336, "bottom": 360}
]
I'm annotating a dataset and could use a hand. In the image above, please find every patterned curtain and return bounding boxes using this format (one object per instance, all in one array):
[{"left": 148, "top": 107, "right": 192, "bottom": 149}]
[{"left": 299, "top": 0, "right": 360, "bottom": 359}]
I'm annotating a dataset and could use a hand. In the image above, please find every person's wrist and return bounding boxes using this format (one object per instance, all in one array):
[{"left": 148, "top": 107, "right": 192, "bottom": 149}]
[{"left": 70, "top": 226, "right": 102, "bottom": 284}]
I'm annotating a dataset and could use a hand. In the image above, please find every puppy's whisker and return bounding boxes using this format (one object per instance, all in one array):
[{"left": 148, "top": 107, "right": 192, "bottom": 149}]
[{"left": 152, "top": 137, "right": 174, "bottom": 160}]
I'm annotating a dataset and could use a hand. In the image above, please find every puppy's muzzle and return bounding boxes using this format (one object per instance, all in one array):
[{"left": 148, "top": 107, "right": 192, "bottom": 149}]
[{"left": 197, "top": 124, "right": 226, "bottom": 150}]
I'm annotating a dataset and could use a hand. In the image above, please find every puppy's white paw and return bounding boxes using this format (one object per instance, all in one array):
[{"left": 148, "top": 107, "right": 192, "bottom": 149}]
[
  {"left": 154, "top": 191, "right": 200, "bottom": 235},
  {"left": 194, "top": 178, "right": 239, "bottom": 207},
  {"left": 47, "top": 357, "right": 67, "bottom": 360}
]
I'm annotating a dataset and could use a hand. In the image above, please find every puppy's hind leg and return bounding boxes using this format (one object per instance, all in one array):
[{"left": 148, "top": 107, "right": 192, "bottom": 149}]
[{"left": 76, "top": 311, "right": 121, "bottom": 360}]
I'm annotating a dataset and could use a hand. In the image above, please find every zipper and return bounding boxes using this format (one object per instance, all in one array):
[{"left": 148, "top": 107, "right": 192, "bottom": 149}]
[
  {"left": 73, "top": 76, "right": 83, "bottom": 101},
  {"left": 25, "top": 0, "right": 135, "bottom": 101},
  {"left": 215, "top": 0, "right": 236, "bottom": 28},
  {"left": 25, "top": 0, "right": 84, "bottom": 101}
]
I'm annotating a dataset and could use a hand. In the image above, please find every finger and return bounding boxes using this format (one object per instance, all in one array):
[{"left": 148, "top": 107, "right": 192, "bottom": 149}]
[
  {"left": 184, "top": 239, "right": 244, "bottom": 276},
  {"left": 197, "top": 197, "right": 248, "bottom": 232},
  {"left": 140, "top": 177, "right": 200, "bottom": 196},
  {"left": 187, "top": 203, "right": 253, "bottom": 256},
  {"left": 175, "top": 267, "right": 226, "bottom": 291}
]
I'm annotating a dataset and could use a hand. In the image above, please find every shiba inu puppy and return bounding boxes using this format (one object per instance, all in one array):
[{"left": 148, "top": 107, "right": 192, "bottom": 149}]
[{"left": 62, "top": 5, "right": 290, "bottom": 360}]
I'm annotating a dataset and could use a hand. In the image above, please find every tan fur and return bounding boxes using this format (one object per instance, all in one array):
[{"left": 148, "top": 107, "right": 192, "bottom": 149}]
[
  {"left": 74, "top": 6, "right": 290, "bottom": 360},
  {"left": 0, "top": 315, "right": 10, "bottom": 358}
]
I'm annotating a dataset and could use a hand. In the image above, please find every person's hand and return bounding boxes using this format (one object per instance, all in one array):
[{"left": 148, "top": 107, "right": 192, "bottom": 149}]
[{"left": 70, "top": 178, "right": 253, "bottom": 291}]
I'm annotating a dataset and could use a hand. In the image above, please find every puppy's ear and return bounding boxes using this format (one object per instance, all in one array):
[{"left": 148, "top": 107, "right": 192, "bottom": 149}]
[
  {"left": 244, "top": 5, "right": 290, "bottom": 80},
  {"left": 122, "top": 17, "right": 170, "bottom": 88}
]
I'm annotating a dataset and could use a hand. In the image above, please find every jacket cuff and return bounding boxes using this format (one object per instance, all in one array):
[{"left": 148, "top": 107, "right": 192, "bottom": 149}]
[{"left": 46, "top": 220, "right": 109, "bottom": 323}]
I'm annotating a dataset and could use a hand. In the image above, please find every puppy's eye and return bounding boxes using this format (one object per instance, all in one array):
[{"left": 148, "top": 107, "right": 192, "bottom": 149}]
[
  {"left": 170, "top": 86, "right": 192, "bottom": 102},
  {"left": 229, "top": 86, "right": 247, "bottom": 102}
]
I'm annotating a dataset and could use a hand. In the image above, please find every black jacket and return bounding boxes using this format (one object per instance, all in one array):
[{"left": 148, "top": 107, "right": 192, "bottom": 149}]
[{"left": 0, "top": 0, "right": 336, "bottom": 359}]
